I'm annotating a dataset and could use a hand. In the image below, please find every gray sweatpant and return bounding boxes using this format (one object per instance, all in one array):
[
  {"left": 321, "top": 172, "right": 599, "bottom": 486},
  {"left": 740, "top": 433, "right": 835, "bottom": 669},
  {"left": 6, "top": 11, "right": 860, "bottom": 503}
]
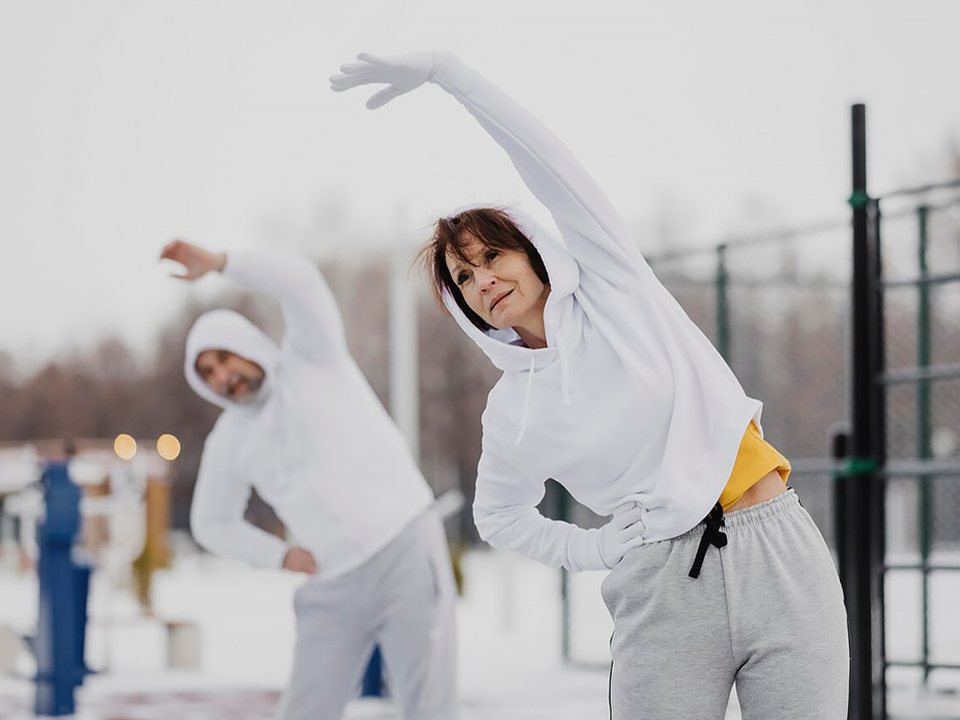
[
  {"left": 601, "top": 490, "right": 849, "bottom": 720},
  {"left": 275, "top": 507, "right": 458, "bottom": 720}
]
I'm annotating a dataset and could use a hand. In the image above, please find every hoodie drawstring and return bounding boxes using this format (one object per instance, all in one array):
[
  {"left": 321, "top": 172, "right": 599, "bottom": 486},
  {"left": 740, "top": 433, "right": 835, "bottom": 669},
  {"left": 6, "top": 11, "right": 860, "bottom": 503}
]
[
  {"left": 515, "top": 330, "right": 571, "bottom": 446},
  {"left": 515, "top": 354, "right": 537, "bottom": 446},
  {"left": 556, "top": 331, "right": 571, "bottom": 407}
]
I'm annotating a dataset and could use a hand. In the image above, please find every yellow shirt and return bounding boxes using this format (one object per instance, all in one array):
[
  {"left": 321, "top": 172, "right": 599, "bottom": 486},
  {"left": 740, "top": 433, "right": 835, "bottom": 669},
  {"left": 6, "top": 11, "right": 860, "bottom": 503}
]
[{"left": 718, "top": 421, "right": 791, "bottom": 511}]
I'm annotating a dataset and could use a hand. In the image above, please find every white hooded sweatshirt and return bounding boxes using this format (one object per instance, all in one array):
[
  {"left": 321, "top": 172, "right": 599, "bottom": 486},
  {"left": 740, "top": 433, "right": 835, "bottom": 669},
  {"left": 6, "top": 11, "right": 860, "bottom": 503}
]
[
  {"left": 185, "top": 252, "right": 433, "bottom": 579},
  {"left": 429, "top": 55, "right": 763, "bottom": 572}
]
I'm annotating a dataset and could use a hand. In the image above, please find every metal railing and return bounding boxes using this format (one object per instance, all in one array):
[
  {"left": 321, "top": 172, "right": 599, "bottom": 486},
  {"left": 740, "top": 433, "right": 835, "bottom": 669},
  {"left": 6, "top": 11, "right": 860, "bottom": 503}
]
[{"left": 872, "top": 191, "right": 960, "bottom": 690}]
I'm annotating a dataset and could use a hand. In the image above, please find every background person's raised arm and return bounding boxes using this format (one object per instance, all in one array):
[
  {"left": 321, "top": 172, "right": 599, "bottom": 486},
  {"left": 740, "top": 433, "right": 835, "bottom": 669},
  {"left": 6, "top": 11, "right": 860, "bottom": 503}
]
[{"left": 161, "top": 240, "right": 347, "bottom": 365}]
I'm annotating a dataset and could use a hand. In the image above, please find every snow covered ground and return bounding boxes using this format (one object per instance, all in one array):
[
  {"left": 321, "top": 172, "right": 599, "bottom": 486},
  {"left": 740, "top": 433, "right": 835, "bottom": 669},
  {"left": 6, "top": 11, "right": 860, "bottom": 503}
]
[{"left": 0, "top": 544, "right": 958, "bottom": 718}]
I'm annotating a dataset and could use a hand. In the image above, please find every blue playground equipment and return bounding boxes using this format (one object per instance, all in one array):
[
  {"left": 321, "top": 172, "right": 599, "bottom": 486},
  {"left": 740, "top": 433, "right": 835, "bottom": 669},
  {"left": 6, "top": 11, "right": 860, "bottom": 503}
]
[
  {"left": 31, "top": 461, "right": 92, "bottom": 716},
  {"left": 361, "top": 646, "right": 384, "bottom": 698}
]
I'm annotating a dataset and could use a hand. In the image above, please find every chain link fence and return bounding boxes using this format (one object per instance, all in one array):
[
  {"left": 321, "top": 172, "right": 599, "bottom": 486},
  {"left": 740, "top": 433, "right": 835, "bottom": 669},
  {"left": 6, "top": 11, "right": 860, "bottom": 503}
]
[{"left": 876, "top": 189, "right": 960, "bottom": 688}]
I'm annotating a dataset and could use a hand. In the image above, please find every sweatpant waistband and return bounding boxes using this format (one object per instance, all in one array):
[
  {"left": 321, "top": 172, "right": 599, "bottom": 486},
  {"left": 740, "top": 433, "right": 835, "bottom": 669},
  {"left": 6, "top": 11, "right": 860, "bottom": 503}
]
[{"left": 674, "top": 488, "right": 800, "bottom": 544}]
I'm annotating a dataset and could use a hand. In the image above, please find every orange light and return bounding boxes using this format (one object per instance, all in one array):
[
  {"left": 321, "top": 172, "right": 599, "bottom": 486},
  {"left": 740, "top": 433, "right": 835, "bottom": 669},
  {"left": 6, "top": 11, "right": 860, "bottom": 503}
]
[
  {"left": 114, "top": 434, "right": 138, "bottom": 460},
  {"left": 156, "top": 434, "right": 181, "bottom": 461}
]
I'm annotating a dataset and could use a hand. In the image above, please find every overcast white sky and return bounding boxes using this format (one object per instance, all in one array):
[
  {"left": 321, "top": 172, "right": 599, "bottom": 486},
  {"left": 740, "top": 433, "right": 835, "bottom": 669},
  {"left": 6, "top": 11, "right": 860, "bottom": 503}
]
[{"left": 2, "top": 0, "right": 959, "bottom": 372}]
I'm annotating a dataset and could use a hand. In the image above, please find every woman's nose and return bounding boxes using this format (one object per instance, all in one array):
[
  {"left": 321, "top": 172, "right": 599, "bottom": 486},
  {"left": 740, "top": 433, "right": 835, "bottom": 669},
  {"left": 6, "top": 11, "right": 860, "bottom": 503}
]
[{"left": 475, "top": 268, "right": 497, "bottom": 291}]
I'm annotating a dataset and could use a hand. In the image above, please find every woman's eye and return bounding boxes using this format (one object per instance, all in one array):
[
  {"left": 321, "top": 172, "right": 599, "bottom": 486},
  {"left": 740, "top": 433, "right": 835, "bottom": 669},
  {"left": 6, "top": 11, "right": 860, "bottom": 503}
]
[
  {"left": 485, "top": 250, "right": 500, "bottom": 263},
  {"left": 457, "top": 271, "right": 470, "bottom": 285}
]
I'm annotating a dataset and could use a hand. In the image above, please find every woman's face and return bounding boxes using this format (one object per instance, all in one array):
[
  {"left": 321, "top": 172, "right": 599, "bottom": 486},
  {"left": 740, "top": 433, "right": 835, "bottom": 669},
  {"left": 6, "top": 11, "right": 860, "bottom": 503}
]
[{"left": 445, "top": 234, "right": 549, "bottom": 331}]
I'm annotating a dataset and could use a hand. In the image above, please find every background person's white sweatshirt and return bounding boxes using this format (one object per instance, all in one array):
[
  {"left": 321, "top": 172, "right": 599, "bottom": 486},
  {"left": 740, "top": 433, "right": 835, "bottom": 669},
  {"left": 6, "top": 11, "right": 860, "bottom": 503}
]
[
  {"left": 184, "top": 252, "right": 434, "bottom": 579},
  {"left": 429, "top": 55, "right": 763, "bottom": 572}
]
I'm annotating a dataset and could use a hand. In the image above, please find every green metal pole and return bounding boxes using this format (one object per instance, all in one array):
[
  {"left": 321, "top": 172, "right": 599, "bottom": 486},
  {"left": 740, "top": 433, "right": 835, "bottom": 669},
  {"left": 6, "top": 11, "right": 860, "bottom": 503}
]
[
  {"left": 717, "top": 244, "right": 731, "bottom": 362},
  {"left": 557, "top": 483, "right": 572, "bottom": 663},
  {"left": 916, "top": 205, "right": 933, "bottom": 684}
]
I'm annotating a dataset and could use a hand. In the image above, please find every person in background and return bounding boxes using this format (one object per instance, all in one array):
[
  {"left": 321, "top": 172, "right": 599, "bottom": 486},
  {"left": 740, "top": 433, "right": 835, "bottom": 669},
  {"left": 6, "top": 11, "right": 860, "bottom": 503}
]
[{"left": 162, "top": 239, "right": 458, "bottom": 720}]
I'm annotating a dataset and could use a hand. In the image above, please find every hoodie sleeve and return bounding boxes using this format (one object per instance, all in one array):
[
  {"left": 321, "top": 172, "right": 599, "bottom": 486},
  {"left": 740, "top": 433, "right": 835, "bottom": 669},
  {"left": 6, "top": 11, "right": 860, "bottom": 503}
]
[
  {"left": 473, "top": 445, "right": 607, "bottom": 572},
  {"left": 222, "top": 251, "right": 348, "bottom": 365},
  {"left": 430, "top": 54, "right": 654, "bottom": 295},
  {"left": 189, "top": 435, "right": 289, "bottom": 569}
]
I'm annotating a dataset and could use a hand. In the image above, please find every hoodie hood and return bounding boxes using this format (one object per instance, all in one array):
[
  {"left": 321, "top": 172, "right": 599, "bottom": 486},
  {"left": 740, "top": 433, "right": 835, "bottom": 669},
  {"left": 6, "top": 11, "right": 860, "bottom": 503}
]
[
  {"left": 184, "top": 309, "right": 279, "bottom": 410},
  {"left": 440, "top": 205, "right": 581, "bottom": 373}
]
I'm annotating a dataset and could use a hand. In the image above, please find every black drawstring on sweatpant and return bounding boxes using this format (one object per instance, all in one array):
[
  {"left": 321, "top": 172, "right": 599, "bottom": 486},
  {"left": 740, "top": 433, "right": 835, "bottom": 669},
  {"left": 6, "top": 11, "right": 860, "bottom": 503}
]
[{"left": 689, "top": 501, "right": 727, "bottom": 579}]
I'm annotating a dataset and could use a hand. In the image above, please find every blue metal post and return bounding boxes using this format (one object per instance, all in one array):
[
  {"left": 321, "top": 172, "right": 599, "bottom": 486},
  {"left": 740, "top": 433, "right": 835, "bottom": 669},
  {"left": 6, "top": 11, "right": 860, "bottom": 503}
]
[
  {"left": 34, "top": 462, "right": 90, "bottom": 717},
  {"left": 361, "top": 646, "right": 384, "bottom": 697}
]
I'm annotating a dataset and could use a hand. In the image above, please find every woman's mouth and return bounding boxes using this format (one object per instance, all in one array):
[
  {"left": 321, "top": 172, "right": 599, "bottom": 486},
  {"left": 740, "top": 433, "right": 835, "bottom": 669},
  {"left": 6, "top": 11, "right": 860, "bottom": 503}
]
[{"left": 490, "top": 289, "right": 513, "bottom": 312}]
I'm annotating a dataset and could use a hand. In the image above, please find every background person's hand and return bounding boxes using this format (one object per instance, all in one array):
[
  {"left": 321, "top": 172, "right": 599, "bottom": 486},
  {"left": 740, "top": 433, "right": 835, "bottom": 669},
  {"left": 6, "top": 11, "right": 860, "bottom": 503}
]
[
  {"left": 329, "top": 51, "right": 445, "bottom": 109},
  {"left": 160, "top": 239, "right": 226, "bottom": 281},
  {"left": 282, "top": 546, "right": 319, "bottom": 575},
  {"left": 597, "top": 503, "right": 646, "bottom": 569}
]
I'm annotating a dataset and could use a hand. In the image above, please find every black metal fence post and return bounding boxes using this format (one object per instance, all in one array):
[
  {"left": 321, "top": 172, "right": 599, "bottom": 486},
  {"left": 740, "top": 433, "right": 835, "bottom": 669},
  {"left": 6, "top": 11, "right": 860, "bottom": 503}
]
[
  {"left": 831, "top": 420, "right": 851, "bottom": 586},
  {"left": 915, "top": 205, "right": 933, "bottom": 684},
  {"left": 843, "top": 103, "right": 887, "bottom": 720},
  {"left": 716, "top": 243, "right": 731, "bottom": 362},
  {"left": 868, "top": 192, "right": 888, "bottom": 720}
]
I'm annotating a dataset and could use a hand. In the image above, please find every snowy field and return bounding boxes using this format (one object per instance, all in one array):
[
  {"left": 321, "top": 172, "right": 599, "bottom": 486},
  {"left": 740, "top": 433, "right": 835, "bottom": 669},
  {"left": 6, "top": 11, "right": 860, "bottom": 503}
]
[{"left": 1, "top": 545, "right": 959, "bottom": 719}]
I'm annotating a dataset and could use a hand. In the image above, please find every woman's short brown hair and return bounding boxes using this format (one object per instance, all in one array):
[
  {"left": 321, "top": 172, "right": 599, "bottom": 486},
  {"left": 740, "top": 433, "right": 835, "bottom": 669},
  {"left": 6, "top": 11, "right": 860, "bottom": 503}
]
[{"left": 418, "top": 207, "right": 549, "bottom": 332}]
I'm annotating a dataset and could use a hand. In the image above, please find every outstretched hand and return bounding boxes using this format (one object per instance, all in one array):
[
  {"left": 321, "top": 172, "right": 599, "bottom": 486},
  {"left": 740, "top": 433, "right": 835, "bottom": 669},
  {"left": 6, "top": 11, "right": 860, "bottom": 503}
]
[
  {"left": 329, "top": 51, "right": 444, "bottom": 109},
  {"left": 160, "top": 239, "right": 226, "bottom": 281}
]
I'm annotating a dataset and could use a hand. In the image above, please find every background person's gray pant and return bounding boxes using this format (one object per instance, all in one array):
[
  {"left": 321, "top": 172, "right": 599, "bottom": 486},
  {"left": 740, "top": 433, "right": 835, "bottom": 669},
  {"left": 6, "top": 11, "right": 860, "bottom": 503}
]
[
  {"left": 602, "top": 490, "right": 849, "bottom": 720},
  {"left": 275, "top": 507, "right": 458, "bottom": 720}
]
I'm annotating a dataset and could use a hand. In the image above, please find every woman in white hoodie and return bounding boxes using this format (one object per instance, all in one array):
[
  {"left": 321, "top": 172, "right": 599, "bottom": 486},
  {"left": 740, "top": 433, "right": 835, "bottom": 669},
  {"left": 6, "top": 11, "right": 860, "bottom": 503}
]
[{"left": 332, "top": 53, "right": 849, "bottom": 719}]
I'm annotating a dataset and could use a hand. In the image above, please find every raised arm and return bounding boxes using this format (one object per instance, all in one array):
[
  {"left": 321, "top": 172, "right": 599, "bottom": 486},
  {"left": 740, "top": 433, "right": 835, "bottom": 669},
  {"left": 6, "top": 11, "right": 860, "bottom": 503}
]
[
  {"left": 161, "top": 240, "right": 347, "bottom": 364},
  {"left": 331, "top": 52, "right": 653, "bottom": 293}
]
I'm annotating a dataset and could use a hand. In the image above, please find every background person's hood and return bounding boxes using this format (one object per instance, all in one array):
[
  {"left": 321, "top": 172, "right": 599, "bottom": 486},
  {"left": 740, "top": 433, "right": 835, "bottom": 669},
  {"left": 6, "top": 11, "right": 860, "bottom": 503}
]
[{"left": 184, "top": 309, "right": 279, "bottom": 410}]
